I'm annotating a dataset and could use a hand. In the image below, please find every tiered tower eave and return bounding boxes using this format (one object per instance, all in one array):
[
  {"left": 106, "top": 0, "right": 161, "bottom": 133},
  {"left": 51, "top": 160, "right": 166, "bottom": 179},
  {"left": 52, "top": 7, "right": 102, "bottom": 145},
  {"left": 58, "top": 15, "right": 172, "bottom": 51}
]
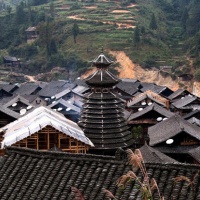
[{"left": 78, "top": 53, "right": 133, "bottom": 151}]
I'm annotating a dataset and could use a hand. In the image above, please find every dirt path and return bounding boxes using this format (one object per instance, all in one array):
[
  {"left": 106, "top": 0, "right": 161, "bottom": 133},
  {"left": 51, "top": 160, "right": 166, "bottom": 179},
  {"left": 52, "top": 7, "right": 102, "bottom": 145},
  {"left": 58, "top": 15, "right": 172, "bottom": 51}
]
[
  {"left": 67, "top": 16, "right": 135, "bottom": 29},
  {"left": 25, "top": 75, "right": 37, "bottom": 82}
]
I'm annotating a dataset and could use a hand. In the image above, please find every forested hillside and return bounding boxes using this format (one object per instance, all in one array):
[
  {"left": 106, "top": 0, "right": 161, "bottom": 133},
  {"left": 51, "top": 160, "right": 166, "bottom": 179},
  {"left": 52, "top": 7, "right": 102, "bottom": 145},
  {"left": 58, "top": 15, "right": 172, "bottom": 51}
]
[{"left": 0, "top": 0, "right": 199, "bottom": 83}]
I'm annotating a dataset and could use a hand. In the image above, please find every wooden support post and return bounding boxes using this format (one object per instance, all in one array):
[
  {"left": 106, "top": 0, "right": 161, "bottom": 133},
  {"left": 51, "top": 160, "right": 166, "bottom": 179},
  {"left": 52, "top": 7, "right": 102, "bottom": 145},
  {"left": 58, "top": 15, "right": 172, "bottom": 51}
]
[
  {"left": 58, "top": 133, "right": 60, "bottom": 148},
  {"left": 36, "top": 134, "right": 38, "bottom": 150},
  {"left": 25, "top": 138, "right": 27, "bottom": 148},
  {"left": 47, "top": 132, "right": 49, "bottom": 150}
]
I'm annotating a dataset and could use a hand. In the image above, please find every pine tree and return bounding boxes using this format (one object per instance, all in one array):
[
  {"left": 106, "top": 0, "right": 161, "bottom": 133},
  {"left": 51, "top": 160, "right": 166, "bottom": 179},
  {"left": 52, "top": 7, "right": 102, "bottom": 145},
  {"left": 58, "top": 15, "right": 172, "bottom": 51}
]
[
  {"left": 72, "top": 22, "right": 79, "bottom": 44},
  {"left": 149, "top": 13, "right": 157, "bottom": 30},
  {"left": 133, "top": 26, "right": 140, "bottom": 48},
  {"left": 181, "top": 8, "right": 188, "bottom": 32}
]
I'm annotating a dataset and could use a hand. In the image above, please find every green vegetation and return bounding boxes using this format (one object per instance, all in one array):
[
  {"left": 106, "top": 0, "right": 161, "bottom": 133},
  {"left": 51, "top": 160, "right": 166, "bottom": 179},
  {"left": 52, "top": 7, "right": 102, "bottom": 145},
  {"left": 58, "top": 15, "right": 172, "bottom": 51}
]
[{"left": 0, "top": 0, "right": 199, "bottom": 79}]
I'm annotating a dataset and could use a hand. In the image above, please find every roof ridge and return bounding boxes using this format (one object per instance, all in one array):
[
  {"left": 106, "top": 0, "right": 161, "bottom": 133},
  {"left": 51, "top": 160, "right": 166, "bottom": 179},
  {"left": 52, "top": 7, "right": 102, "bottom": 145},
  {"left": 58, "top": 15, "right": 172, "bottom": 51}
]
[
  {"left": 5, "top": 147, "right": 200, "bottom": 170},
  {"left": 6, "top": 146, "right": 122, "bottom": 164}
]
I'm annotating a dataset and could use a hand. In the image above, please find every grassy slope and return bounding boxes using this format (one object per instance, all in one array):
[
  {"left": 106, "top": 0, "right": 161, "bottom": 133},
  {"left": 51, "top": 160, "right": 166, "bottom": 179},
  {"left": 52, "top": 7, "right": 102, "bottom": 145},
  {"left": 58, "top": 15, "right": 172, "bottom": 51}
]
[
  {"left": 0, "top": 0, "right": 193, "bottom": 81},
  {"left": 51, "top": 0, "right": 187, "bottom": 65}
]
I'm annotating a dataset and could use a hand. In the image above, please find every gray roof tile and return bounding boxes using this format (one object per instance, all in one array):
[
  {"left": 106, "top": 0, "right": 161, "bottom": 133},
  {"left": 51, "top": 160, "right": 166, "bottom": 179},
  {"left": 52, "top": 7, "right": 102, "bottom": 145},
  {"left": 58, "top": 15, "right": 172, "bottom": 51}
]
[{"left": 0, "top": 147, "right": 200, "bottom": 200}]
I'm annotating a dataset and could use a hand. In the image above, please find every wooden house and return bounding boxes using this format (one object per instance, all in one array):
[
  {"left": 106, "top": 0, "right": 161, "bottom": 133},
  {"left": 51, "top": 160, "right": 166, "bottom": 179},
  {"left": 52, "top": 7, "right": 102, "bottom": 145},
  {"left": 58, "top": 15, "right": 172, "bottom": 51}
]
[
  {"left": 0, "top": 106, "right": 93, "bottom": 155},
  {"left": 38, "top": 80, "right": 75, "bottom": 102},
  {"left": 178, "top": 73, "right": 193, "bottom": 81},
  {"left": 0, "top": 146, "right": 200, "bottom": 199},
  {"left": 13, "top": 82, "right": 43, "bottom": 95},
  {"left": 139, "top": 82, "right": 173, "bottom": 98},
  {"left": 168, "top": 89, "right": 192, "bottom": 101},
  {"left": 148, "top": 114, "right": 200, "bottom": 164},
  {"left": 139, "top": 143, "right": 177, "bottom": 163},
  {"left": 0, "top": 83, "right": 19, "bottom": 93},
  {"left": 0, "top": 106, "right": 20, "bottom": 128},
  {"left": 48, "top": 98, "right": 81, "bottom": 122},
  {"left": 25, "top": 27, "right": 39, "bottom": 43},
  {"left": 114, "top": 78, "right": 139, "bottom": 100},
  {"left": 3, "top": 94, "right": 34, "bottom": 114},
  {"left": 184, "top": 109, "right": 200, "bottom": 121},
  {"left": 127, "top": 90, "right": 170, "bottom": 113},
  {"left": 3, "top": 56, "right": 20, "bottom": 67},
  {"left": 183, "top": 110, "right": 200, "bottom": 127},
  {"left": 0, "top": 88, "right": 12, "bottom": 99},
  {"left": 22, "top": 95, "right": 47, "bottom": 107},
  {"left": 72, "top": 84, "right": 90, "bottom": 103},
  {"left": 128, "top": 103, "right": 174, "bottom": 147},
  {"left": 170, "top": 95, "right": 200, "bottom": 116}
]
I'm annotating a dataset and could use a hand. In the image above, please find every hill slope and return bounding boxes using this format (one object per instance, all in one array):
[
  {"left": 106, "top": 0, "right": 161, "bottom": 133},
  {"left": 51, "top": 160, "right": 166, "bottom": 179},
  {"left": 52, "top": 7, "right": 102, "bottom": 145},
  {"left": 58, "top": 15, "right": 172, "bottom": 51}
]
[{"left": 0, "top": 0, "right": 199, "bottom": 91}]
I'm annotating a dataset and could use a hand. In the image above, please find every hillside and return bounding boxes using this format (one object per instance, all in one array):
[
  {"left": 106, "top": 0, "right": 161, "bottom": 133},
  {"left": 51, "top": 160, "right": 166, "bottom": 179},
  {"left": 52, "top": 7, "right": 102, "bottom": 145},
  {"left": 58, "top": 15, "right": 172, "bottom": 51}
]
[{"left": 0, "top": 0, "right": 199, "bottom": 91}]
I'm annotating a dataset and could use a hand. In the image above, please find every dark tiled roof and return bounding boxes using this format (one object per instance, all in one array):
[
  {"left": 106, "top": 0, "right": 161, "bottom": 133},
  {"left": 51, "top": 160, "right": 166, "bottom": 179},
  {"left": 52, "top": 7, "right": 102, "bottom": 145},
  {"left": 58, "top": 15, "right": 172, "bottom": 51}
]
[
  {"left": 115, "top": 81, "right": 138, "bottom": 95},
  {"left": 3, "top": 95, "right": 31, "bottom": 108},
  {"left": 0, "top": 83, "right": 19, "bottom": 93},
  {"left": 85, "top": 70, "right": 120, "bottom": 87},
  {"left": 127, "top": 90, "right": 168, "bottom": 108},
  {"left": 155, "top": 145, "right": 198, "bottom": 154},
  {"left": 38, "top": 81, "right": 75, "bottom": 97},
  {"left": 120, "top": 78, "right": 139, "bottom": 83},
  {"left": 3, "top": 55, "right": 18, "bottom": 62},
  {"left": 0, "top": 88, "right": 12, "bottom": 98},
  {"left": 25, "top": 26, "right": 37, "bottom": 32},
  {"left": 189, "top": 146, "right": 200, "bottom": 163},
  {"left": 21, "top": 94, "right": 42, "bottom": 103},
  {"left": 72, "top": 85, "right": 89, "bottom": 95},
  {"left": 139, "top": 82, "right": 167, "bottom": 94},
  {"left": 183, "top": 109, "right": 200, "bottom": 120},
  {"left": 13, "top": 83, "right": 42, "bottom": 95},
  {"left": 149, "top": 115, "right": 200, "bottom": 146},
  {"left": 140, "top": 143, "right": 178, "bottom": 163},
  {"left": 0, "top": 105, "right": 20, "bottom": 119},
  {"left": 172, "top": 95, "right": 198, "bottom": 109},
  {"left": 168, "top": 89, "right": 191, "bottom": 100},
  {"left": 73, "top": 78, "right": 88, "bottom": 87},
  {"left": 128, "top": 103, "right": 174, "bottom": 121},
  {"left": 187, "top": 117, "right": 200, "bottom": 127},
  {"left": 0, "top": 147, "right": 200, "bottom": 200},
  {"left": 48, "top": 98, "right": 81, "bottom": 113}
]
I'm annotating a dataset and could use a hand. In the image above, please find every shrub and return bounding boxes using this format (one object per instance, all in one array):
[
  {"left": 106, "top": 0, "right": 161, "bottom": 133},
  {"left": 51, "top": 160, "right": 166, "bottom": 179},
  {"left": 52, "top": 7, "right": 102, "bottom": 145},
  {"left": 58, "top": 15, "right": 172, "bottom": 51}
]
[{"left": 194, "top": 69, "right": 200, "bottom": 81}]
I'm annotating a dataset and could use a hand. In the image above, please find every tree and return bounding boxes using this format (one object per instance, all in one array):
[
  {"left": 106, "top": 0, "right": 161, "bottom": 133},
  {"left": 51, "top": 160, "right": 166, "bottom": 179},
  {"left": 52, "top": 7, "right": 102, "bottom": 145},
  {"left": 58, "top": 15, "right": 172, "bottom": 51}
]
[
  {"left": 72, "top": 22, "right": 79, "bottom": 44},
  {"left": 194, "top": 69, "right": 200, "bottom": 81},
  {"left": 15, "top": 3, "right": 26, "bottom": 24},
  {"left": 149, "top": 13, "right": 157, "bottom": 30},
  {"left": 181, "top": 8, "right": 189, "bottom": 32},
  {"left": 47, "top": 39, "right": 57, "bottom": 56},
  {"left": 38, "top": 21, "right": 55, "bottom": 56},
  {"left": 133, "top": 26, "right": 140, "bottom": 48},
  {"left": 6, "top": 5, "right": 12, "bottom": 16},
  {"left": 49, "top": 2, "right": 55, "bottom": 19}
]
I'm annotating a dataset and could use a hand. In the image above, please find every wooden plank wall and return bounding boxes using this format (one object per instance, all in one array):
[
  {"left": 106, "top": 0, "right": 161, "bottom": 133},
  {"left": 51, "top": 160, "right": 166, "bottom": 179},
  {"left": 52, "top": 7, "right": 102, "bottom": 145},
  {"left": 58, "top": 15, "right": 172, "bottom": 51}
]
[{"left": 11, "top": 125, "right": 89, "bottom": 153}]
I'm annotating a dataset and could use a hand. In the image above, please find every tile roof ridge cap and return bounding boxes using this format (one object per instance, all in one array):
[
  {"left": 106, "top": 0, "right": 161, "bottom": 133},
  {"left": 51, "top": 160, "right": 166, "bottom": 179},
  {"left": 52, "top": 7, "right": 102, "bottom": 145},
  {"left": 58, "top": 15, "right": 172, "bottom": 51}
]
[
  {"left": 174, "top": 114, "right": 185, "bottom": 130},
  {"left": 145, "top": 162, "right": 200, "bottom": 169},
  {"left": 5, "top": 147, "right": 124, "bottom": 163}
]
